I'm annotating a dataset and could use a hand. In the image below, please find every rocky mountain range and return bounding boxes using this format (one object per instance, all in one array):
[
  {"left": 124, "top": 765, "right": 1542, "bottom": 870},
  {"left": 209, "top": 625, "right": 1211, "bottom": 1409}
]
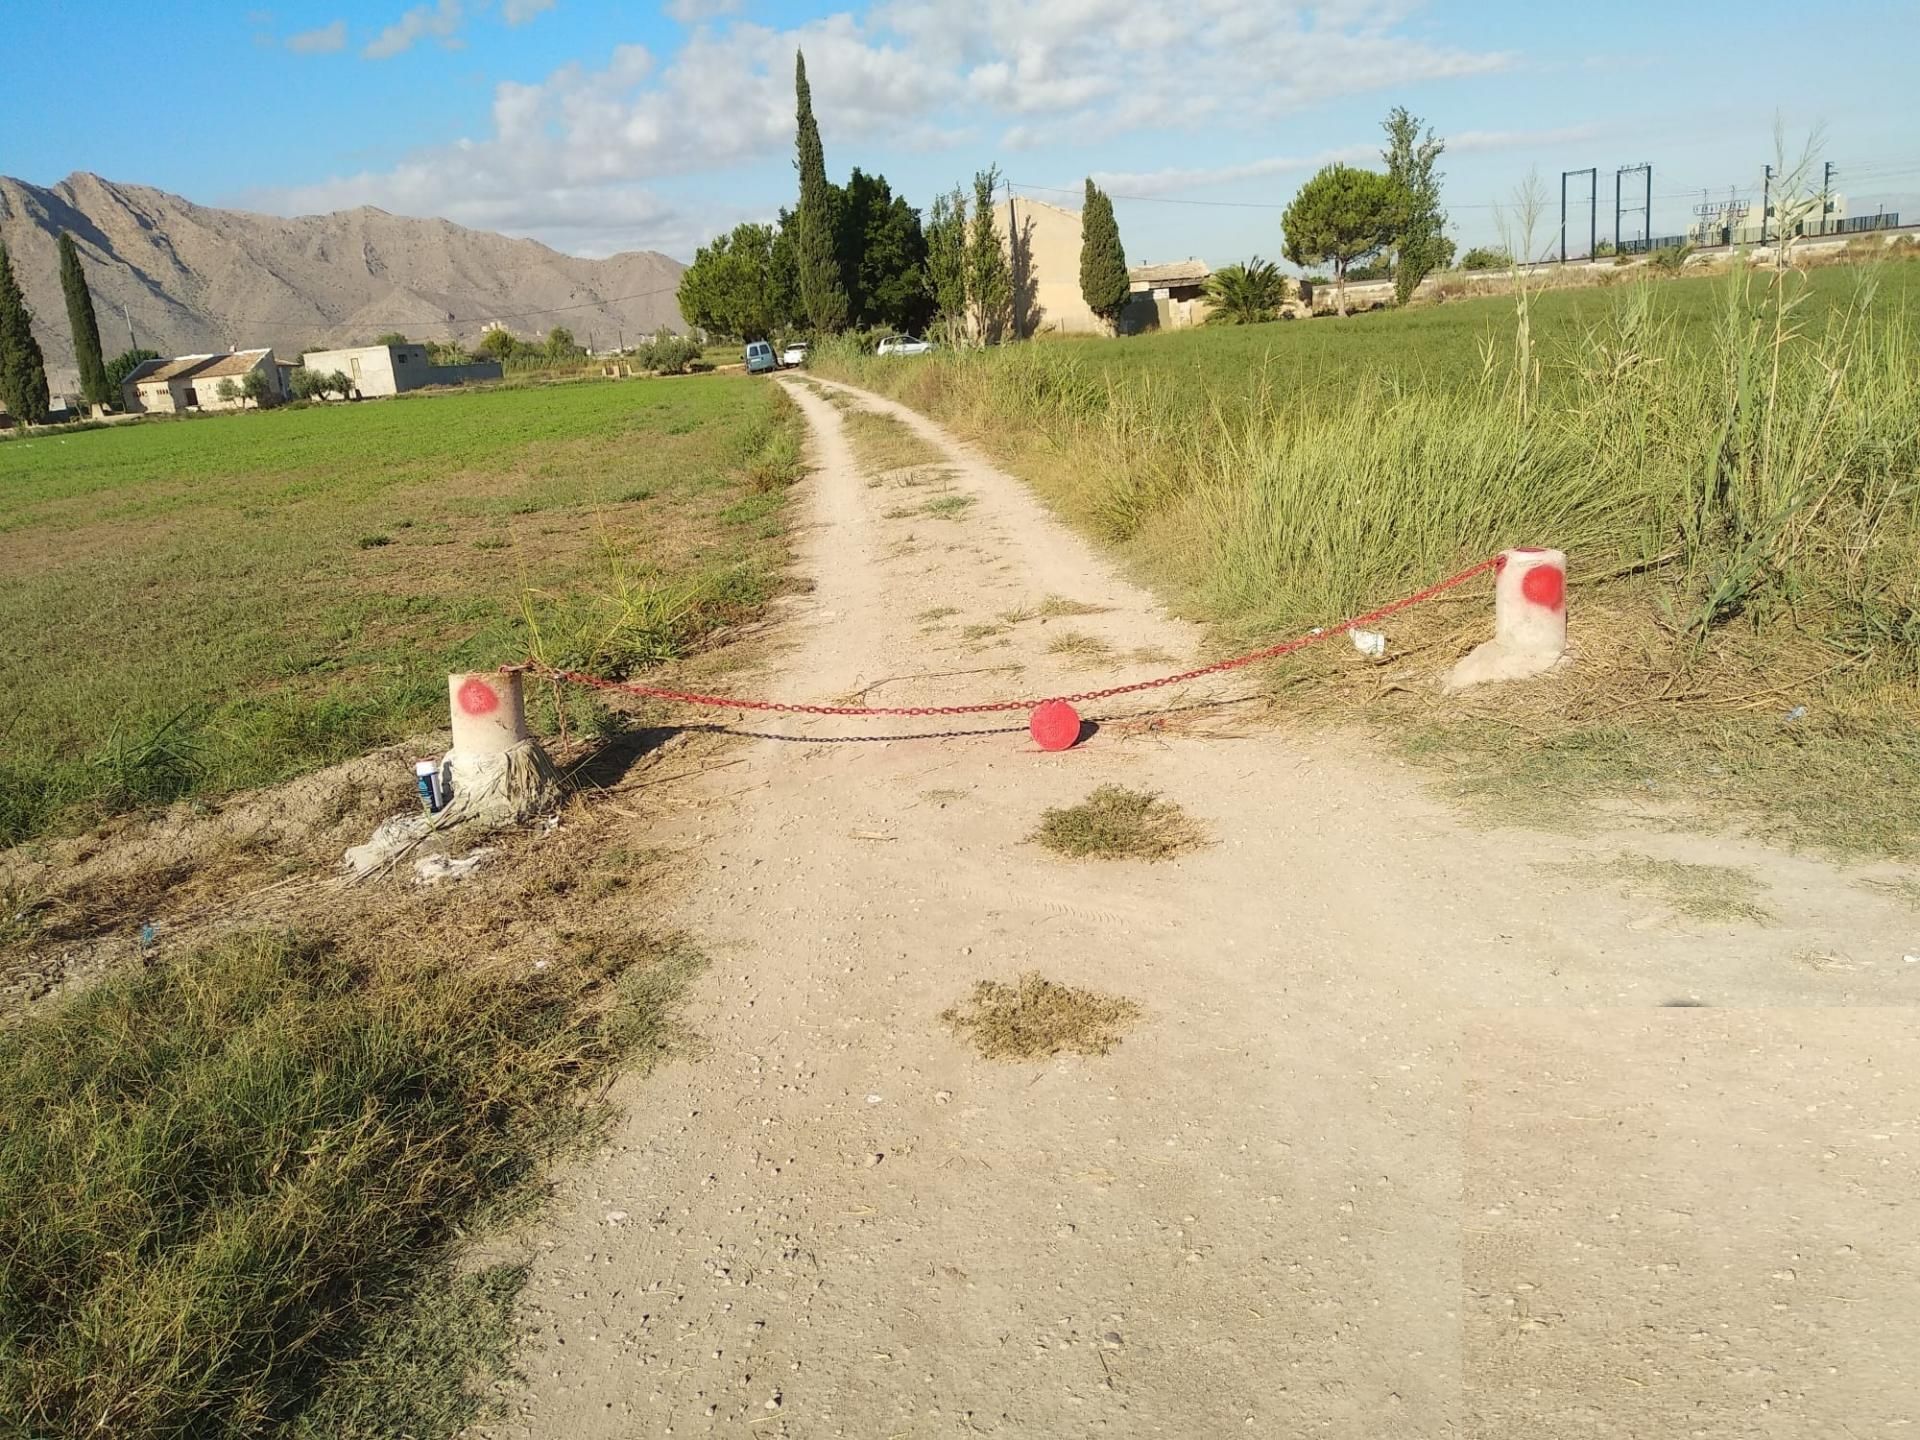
[{"left": 0, "top": 172, "right": 686, "bottom": 388}]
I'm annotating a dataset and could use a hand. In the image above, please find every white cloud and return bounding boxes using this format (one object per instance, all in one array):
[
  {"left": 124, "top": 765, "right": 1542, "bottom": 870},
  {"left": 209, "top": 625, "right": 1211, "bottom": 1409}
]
[
  {"left": 261, "top": 1, "right": 1513, "bottom": 254},
  {"left": 364, "top": 0, "right": 465, "bottom": 59},
  {"left": 664, "top": 0, "right": 742, "bottom": 22},
  {"left": 503, "top": 0, "right": 556, "bottom": 23},
  {"left": 286, "top": 19, "right": 348, "bottom": 54}
]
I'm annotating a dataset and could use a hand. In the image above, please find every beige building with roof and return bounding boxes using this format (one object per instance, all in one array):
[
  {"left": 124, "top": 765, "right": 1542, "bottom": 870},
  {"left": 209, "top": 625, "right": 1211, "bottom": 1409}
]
[{"left": 120, "top": 349, "right": 284, "bottom": 413}]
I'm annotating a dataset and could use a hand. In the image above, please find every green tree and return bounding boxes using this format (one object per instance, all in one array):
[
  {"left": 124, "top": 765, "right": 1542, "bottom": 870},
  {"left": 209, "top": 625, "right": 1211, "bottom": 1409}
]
[
  {"left": 1460, "top": 246, "right": 1511, "bottom": 272},
  {"left": 215, "top": 378, "right": 242, "bottom": 406},
  {"left": 966, "top": 166, "right": 1011, "bottom": 345},
  {"left": 1202, "top": 258, "right": 1286, "bottom": 324},
  {"left": 793, "top": 50, "right": 849, "bottom": 333},
  {"left": 677, "top": 222, "right": 800, "bottom": 341},
  {"left": 1380, "top": 107, "right": 1453, "bottom": 306},
  {"left": 374, "top": 331, "right": 410, "bottom": 346},
  {"left": 1281, "top": 164, "right": 1400, "bottom": 316},
  {"left": 1078, "top": 178, "right": 1130, "bottom": 329},
  {"left": 545, "top": 325, "right": 580, "bottom": 359},
  {"left": 925, "top": 186, "right": 968, "bottom": 340},
  {"left": 0, "top": 241, "right": 51, "bottom": 425},
  {"left": 241, "top": 370, "right": 275, "bottom": 408},
  {"left": 104, "top": 347, "right": 160, "bottom": 395},
  {"left": 835, "top": 169, "right": 933, "bottom": 333},
  {"left": 476, "top": 327, "right": 521, "bottom": 361},
  {"left": 58, "top": 233, "right": 111, "bottom": 408}
]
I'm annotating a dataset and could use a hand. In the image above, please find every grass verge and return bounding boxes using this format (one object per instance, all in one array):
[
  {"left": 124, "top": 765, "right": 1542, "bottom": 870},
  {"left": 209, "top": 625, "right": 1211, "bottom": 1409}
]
[
  {"left": 0, "top": 928, "right": 703, "bottom": 1436},
  {"left": 818, "top": 262, "right": 1920, "bottom": 854},
  {"left": 1547, "top": 853, "right": 1772, "bottom": 924},
  {"left": 1032, "top": 785, "right": 1205, "bottom": 861},
  {"left": 941, "top": 973, "right": 1141, "bottom": 1059}
]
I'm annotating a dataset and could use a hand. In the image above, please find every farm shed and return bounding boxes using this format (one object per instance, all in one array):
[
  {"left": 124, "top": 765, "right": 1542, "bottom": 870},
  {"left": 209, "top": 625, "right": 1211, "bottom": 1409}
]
[{"left": 295, "top": 344, "right": 503, "bottom": 398}]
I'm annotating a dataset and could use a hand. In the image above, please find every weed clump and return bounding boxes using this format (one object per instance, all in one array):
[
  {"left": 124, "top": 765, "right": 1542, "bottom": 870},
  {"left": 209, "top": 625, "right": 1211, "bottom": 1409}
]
[
  {"left": 1031, "top": 785, "right": 1204, "bottom": 861},
  {"left": 942, "top": 972, "right": 1141, "bottom": 1059}
]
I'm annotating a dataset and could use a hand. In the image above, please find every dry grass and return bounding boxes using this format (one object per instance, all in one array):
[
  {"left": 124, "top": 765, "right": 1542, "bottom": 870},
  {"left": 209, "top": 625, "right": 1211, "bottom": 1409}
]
[
  {"left": 1860, "top": 875, "right": 1920, "bottom": 912},
  {"left": 1548, "top": 852, "right": 1773, "bottom": 924},
  {"left": 1046, "top": 631, "right": 1114, "bottom": 660},
  {"left": 840, "top": 409, "right": 942, "bottom": 473},
  {"left": 1032, "top": 785, "right": 1205, "bottom": 861},
  {"left": 916, "top": 606, "right": 959, "bottom": 623},
  {"left": 941, "top": 972, "right": 1142, "bottom": 1059},
  {"left": 1036, "top": 595, "right": 1110, "bottom": 618}
]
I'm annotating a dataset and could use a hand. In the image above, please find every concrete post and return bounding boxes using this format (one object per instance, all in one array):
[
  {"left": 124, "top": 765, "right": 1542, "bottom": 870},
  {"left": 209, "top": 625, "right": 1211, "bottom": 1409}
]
[
  {"left": 441, "top": 670, "right": 559, "bottom": 824},
  {"left": 1444, "top": 548, "right": 1568, "bottom": 691}
]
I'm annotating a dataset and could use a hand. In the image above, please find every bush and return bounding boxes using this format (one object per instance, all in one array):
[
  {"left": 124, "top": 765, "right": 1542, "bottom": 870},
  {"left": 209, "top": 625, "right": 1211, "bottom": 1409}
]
[
  {"left": 635, "top": 330, "right": 701, "bottom": 375},
  {"left": 1647, "top": 243, "right": 1694, "bottom": 273},
  {"left": 1461, "top": 246, "right": 1512, "bottom": 272}
]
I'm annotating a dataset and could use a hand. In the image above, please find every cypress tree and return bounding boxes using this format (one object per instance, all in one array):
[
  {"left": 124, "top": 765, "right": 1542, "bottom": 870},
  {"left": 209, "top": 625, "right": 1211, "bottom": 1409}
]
[
  {"left": 1078, "top": 178, "right": 1130, "bottom": 330},
  {"left": 58, "top": 232, "right": 111, "bottom": 409},
  {"left": 793, "top": 50, "right": 849, "bottom": 333},
  {"left": 0, "top": 241, "right": 51, "bottom": 425}
]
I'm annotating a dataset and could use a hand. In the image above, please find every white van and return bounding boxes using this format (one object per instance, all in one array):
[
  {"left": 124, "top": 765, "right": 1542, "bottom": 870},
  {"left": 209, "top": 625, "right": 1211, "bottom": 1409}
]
[{"left": 744, "top": 341, "right": 777, "bottom": 374}]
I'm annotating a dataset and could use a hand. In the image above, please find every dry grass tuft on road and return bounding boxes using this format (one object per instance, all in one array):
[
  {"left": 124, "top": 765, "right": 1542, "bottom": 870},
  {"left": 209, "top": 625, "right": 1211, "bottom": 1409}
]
[
  {"left": 1549, "top": 852, "right": 1773, "bottom": 924},
  {"left": 942, "top": 972, "right": 1142, "bottom": 1059},
  {"left": 1032, "top": 785, "right": 1205, "bottom": 861}
]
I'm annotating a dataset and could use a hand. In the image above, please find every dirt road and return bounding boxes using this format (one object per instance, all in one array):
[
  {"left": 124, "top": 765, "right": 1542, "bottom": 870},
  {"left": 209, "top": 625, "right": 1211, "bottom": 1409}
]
[{"left": 481, "top": 377, "right": 1919, "bottom": 1437}]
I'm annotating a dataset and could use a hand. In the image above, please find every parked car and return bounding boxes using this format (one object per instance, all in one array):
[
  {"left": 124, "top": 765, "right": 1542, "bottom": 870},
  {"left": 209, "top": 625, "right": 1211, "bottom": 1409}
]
[
  {"left": 744, "top": 340, "right": 778, "bottom": 374},
  {"left": 875, "top": 334, "right": 933, "bottom": 356},
  {"left": 780, "top": 341, "right": 810, "bottom": 368}
]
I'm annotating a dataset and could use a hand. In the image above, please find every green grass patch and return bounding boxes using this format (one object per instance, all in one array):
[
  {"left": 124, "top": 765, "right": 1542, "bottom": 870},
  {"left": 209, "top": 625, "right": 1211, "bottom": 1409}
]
[
  {"left": 921, "top": 493, "right": 976, "bottom": 519},
  {"left": 0, "top": 928, "right": 705, "bottom": 1436},
  {"left": 1031, "top": 785, "right": 1205, "bottom": 861},
  {"left": 840, "top": 409, "right": 943, "bottom": 472},
  {"left": 0, "top": 377, "right": 801, "bottom": 844}
]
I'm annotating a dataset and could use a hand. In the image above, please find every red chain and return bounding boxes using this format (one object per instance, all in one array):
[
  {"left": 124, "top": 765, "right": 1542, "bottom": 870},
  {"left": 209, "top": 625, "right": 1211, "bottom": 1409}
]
[{"left": 512, "top": 556, "right": 1500, "bottom": 718}]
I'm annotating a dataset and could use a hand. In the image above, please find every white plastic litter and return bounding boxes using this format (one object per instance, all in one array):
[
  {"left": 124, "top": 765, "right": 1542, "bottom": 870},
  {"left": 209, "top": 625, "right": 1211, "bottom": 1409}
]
[
  {"left": 413, "top": 848, "right": 495, "bottom": 885},
  {"left": 1350, "top": 628, "right": 1388, "bottom": 658}
]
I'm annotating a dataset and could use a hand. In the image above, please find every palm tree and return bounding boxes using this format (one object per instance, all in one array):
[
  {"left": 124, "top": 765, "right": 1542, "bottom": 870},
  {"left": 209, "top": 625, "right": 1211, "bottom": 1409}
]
[{"left": 1203, "top": 258, "right": 1286, "bottom": 324}]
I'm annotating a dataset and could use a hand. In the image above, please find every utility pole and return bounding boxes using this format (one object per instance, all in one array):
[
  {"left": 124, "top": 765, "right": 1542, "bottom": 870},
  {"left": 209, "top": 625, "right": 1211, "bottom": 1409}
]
[
  {"left": 1762, "top": 164, "right": 1774, "bottom": 245},
  {"left": 1822, "top": 161, "right": 1837, "bottom": 235},
  {"left": 1560, "top": 168, "right": 1598, "bottom": 261},
  {"left": 121, "top": 303, "right": 136, "bottom": 350}
]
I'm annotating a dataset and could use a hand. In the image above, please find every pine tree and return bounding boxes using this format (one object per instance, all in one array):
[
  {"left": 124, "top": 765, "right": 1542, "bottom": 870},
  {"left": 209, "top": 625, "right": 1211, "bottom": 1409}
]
[
  {"left": 793, "top": 50, "right": 849, "bottom": 333},
  {"left": 1078, "top": 178, "right": 1130, "bottom": 330},
  {"left": 58, "top": 232, "right": 111, "bottom": 409},
  {"left": 0, "top": 241, "right": 51, "bottom": 425}
]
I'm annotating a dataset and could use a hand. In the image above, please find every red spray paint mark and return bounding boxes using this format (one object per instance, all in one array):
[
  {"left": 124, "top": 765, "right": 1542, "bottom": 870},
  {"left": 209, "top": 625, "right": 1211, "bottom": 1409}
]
[
  {"left": 1030, "top": 700, "right": 1082, "bottom": 752},
  {"left": 1520, "top": 564, "right": 1565, "bottom": 611},
  {"left": 457, "top": 677, "right": 501, "bottom": 716}
]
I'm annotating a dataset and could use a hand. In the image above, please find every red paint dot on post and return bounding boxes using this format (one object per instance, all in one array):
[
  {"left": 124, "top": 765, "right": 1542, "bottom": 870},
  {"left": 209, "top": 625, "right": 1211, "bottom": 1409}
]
[
  {"left": 1520, "top": 564, "right": 1566, "bottom": 611},
  {"left": 457, "top": 677, "right": 501, "bottom": 716},
  {"left": 1030, "top": 700, "right": 1082, "bottom": 752}
]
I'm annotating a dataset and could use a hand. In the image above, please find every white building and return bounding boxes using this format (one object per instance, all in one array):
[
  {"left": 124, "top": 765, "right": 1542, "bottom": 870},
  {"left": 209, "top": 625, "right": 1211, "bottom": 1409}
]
[
  {"left": 296, "top": 343, "right": 502, "bottom": 397},
  {"left": 120, "top": 349, "right": 284, "bottom": 414}
]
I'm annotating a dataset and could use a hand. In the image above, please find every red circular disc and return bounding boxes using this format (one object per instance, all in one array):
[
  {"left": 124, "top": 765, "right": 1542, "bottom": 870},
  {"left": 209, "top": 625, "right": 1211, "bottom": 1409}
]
[
  {"left": 1520, "top": 564, "right": 1566, "bottom": 611},
  {"left": 1030, "top": 700, "right": 1082, "bottom": 751}
]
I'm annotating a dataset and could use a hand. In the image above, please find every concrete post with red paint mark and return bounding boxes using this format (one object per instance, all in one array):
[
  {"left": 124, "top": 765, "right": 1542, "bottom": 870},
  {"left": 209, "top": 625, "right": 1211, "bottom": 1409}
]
[
  {"left": 441, "top": 670, "right": 559, "bottom": 824},
  {"left": 449, "top": 671, "right": 530, "bottom": 756},
  {"left": 1444, "top": 548, "right": 1568, "bottom": 692}
]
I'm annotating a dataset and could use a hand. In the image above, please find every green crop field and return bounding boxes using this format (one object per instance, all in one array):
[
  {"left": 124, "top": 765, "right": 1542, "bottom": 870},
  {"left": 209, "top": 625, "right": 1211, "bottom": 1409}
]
[
  {"left": 820, "top": 259, "right": 1920, "bottom": 853},
  {"left": 0, "top": 376, "right": 801, "bottom": 844}
]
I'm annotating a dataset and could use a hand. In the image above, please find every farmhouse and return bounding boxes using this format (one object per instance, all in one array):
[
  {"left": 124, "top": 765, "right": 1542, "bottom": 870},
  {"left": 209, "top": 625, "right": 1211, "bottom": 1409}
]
[
  {"left": 296, "top": 343, "right": 503, "bottom": 397},
  {"left": 990, "top": 196, "right": 1108, "bottom": 337},
  {"left": 120, "top": 349, "right": 284, "bottom": 414}
]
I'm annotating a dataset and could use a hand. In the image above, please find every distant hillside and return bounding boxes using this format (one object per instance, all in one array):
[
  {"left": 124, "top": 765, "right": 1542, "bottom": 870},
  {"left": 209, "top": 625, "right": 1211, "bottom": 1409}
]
[{"left": 0, "top": 172, "right": 685, "bottom": 388}]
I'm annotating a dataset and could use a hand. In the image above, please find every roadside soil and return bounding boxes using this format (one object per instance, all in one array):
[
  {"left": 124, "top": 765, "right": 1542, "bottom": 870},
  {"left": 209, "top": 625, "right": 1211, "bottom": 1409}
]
[{"left": 480, "top": 375, "right": 1919, "bottom": 1438}]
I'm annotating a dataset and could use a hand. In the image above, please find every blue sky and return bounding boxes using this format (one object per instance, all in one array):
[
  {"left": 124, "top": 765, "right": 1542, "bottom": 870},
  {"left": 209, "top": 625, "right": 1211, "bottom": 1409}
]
[{"left": 5, "top": 0, "right": 1918, "bottom": 265}]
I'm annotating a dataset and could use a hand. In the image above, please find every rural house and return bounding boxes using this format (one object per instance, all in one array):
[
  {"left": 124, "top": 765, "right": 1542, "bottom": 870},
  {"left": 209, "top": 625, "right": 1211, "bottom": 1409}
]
[
  {"left": 119, "top": 349, "right": 285, "bottom": 414},
  {"left": 296, "top": 343, "right": 503, "bottom": 398},
  {"left": 990, "top": 196, "right": 1108, "bottom": 337}
]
